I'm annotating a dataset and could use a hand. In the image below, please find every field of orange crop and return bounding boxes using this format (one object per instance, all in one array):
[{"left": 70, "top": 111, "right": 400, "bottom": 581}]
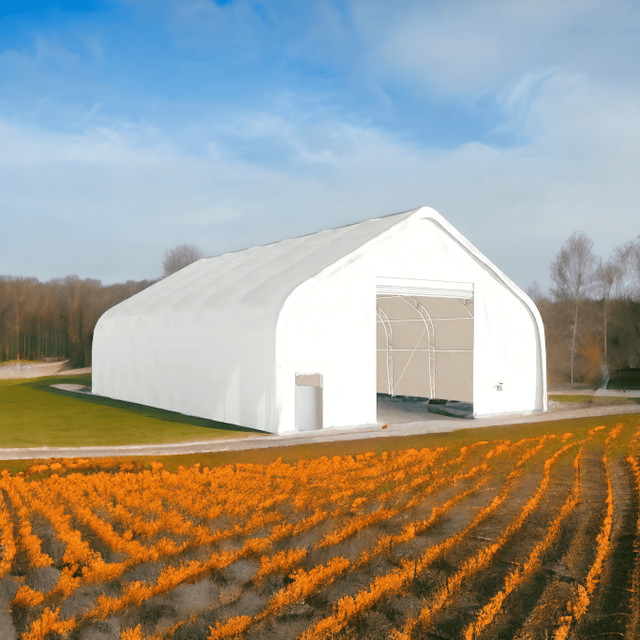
[{"left": 1, "top": 417, "right": 640, "bottom": 640}]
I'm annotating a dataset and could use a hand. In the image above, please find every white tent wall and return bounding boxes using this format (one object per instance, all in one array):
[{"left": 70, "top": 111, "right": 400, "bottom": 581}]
[
  {"left": 94, "top": 312, "right": 281, "bottom": 431},
  {"left": 93, "top": 260, "right": 282, "bottom": 432},
  {"left": 276, "top": 263, "right": 377, "bottom": 433},
  {"left": 275, "top": 209, "right": 545, "bottom": 430},
  {"left": 471, "top": 281, "right": 543, "bottom": 415},
  {"left": 93, "top": 310, "right": 280, "bottom": 430}
]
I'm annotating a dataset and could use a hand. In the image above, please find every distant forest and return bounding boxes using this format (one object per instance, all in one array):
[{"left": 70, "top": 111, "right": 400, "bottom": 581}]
[
  {"left": 0, "top": 245, "right": 197, "bottom": 368},
  {"left": 0, "top": 234, "right": 639, "bottom": 384},
  {"left": 537, "top": 296, "right": 640, "bottom": 385},
  {"left": 0, "top": 276, "right": 153, "bottom": 367}
]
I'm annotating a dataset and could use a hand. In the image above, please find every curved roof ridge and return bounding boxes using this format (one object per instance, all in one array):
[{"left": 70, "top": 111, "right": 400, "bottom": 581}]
[
  {"left": 103, "top": 207, "right": 427, "bottom": 317},
  {"left": 240, "top": 212, "right": 417, "bottom": 304}
]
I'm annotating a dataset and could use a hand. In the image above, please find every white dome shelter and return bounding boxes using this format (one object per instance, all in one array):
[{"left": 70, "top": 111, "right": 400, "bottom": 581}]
[{"left": 92, "top": 206, "right": 546, "bottom": 434}]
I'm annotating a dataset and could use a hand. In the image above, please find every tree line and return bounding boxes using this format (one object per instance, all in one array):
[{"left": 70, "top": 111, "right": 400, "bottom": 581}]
[
  {"left": 532, "top": 233, "right": 640, "bottom": 386},
  {"left": 0, "top": 244, "right": 202, "bottom": 368},
  {"left": 0, "top": 276, "right": 153, "bottom": 367}
]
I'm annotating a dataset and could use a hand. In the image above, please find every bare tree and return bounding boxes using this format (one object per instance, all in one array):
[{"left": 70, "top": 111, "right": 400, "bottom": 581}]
[
  {"left": 526, "top": 281, "right": 547, "bottom": 304},
  {"left": 162, "top": 244, "right": 204, "bottom": 277},
  {"left": 616, "top": 238, "right": 640, "bottom": 300},
  {"left": 595, "top": 257, "right": 623, "bottom": 373},
  {"left": 550, "top": 232, "right": 596, "bottom": 384}
]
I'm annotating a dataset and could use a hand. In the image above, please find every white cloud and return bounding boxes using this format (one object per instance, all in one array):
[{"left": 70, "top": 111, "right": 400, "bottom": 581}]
[
  {"left": 351, "top": 0, "right": 640, "bottom": 103},
  {"left": 0, "top": 120, "right": 244, "bottom": 281}
]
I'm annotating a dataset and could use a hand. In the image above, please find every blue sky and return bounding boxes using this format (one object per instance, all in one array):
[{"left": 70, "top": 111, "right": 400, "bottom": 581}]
[{"left": 1, "top": 1, "right": 639, "bottom": 290}]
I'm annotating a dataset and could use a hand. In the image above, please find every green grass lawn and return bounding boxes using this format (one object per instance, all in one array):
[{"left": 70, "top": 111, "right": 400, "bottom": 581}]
[{"left": 0, "top": 374, "right": 262, "bottom": 448}]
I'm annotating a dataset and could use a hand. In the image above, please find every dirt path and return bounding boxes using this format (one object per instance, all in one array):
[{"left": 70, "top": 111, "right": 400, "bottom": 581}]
[{"left": 0, "top": 361, "right": 90, "bottom": 379}]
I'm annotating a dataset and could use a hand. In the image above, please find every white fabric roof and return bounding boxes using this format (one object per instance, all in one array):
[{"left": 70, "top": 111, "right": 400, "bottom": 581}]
[{"left": 109, "top": 209, "right": 416, "bottom": 316}]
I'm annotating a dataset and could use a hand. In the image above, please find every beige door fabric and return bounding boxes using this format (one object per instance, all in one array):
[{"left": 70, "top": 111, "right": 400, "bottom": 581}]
[{"left": 376, "top": 295, "right": 473, "bottom": 402}]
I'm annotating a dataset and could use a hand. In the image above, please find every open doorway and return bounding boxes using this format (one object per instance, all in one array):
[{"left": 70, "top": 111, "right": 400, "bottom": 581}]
[{"left": 376, "top": 291, "right": 473, "bottom": 419}]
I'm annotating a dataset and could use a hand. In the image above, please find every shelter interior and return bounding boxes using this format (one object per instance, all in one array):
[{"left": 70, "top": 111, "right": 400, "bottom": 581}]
[{"left": 376, "top": 294, "right": 474, "bottom": 403}]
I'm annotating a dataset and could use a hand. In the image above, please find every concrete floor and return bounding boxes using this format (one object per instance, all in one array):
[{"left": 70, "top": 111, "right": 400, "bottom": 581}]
[
  {"left": 377, "top": 395, "right": 438, "bottom": 424},
  {"left": 377, "top": 395, "right": 473, "bottom": 423}
]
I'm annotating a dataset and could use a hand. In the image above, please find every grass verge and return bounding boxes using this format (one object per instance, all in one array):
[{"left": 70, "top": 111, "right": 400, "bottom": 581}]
[{"left": 0, "top": 374, "right": 262, "bottom": 449}]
